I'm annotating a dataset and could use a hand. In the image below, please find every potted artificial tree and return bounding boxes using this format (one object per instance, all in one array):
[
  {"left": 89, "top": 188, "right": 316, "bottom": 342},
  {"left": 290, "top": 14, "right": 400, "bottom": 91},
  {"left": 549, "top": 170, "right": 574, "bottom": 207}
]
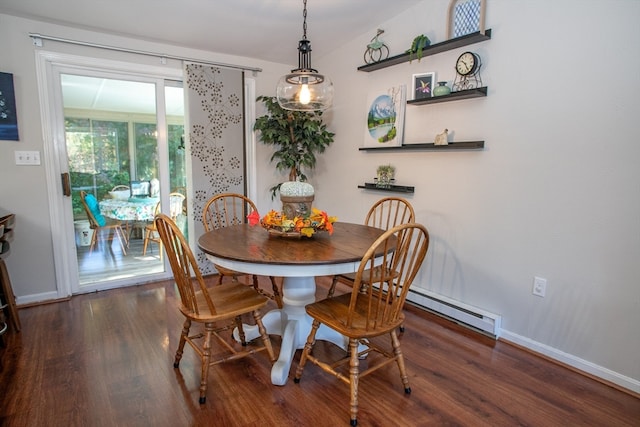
[{"left": 254, "top": 95, "right": 334, "bottom": 218}]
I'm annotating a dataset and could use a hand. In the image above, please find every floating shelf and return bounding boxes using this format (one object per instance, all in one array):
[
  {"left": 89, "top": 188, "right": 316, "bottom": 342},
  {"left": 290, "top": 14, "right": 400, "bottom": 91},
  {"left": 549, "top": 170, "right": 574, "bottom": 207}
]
[
  {"left": 358, "top": 183, "right": 415, "bottom": 194},
  {"left": 359, "top": 141, "right": 484, "bottom": 152},
  {"left": 407, "top": 87, "right": 487, "bottom": 105},
  {"left": 357, "top": 29, "right": 492, "bottom": 72}
]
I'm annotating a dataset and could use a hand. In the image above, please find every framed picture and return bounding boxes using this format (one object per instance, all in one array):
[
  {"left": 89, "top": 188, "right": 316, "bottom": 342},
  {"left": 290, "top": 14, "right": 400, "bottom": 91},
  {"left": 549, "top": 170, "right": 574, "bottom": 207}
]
[
  {"left": 363, "top": 84, "right": 406, "bottom": 148},
  {"left": 412, "top": 72, "right": 436, "bottom": 101},
  {"left": 0, "top": 72, "right": 19, "bottom": 141}
]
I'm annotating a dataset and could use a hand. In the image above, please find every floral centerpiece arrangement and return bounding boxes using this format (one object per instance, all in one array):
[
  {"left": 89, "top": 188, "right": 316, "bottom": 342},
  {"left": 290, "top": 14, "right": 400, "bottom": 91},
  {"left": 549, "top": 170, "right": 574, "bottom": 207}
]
[{"left": 248, "top": 208, "right": 337, "bottom": 238}]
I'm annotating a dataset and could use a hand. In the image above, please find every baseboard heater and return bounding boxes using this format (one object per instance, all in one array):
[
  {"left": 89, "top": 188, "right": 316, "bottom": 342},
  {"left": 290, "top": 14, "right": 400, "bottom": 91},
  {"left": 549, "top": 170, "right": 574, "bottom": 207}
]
[{"left": 407, "top": 288, "right": 502, "bottom": 338}]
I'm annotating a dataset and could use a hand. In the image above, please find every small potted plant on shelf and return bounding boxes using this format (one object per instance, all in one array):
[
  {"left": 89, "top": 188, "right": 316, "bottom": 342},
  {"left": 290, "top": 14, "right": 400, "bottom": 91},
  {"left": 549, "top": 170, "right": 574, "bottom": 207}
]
[
  {"left": 254, "top": 96, "right": 335, "bottom": 207},
  {"left": 406, "top": 34, "right": 431, "bottom": 63},
  {"left": 376, "top": 164, "right": 395, "bottom": 188}
]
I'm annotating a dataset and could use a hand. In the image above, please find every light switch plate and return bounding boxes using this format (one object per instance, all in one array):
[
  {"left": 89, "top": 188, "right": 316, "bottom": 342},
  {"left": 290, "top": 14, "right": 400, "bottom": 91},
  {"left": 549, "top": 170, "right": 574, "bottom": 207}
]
[{"left": 14, "top": 150, "right": 41, "bottom": 165}]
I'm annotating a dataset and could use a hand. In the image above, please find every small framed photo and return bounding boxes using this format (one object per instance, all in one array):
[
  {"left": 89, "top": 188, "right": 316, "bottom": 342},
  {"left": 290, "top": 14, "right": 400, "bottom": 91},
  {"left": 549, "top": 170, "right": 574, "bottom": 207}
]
[{"left": 411, "top": 72, "right": 436, "bottom": 100}]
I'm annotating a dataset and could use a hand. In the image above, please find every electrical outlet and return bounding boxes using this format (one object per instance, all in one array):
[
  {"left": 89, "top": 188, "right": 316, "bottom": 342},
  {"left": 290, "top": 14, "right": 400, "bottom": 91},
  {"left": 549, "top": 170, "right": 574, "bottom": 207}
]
[{"left": 532, "top": 276, "right": 547, "bottom": 297}]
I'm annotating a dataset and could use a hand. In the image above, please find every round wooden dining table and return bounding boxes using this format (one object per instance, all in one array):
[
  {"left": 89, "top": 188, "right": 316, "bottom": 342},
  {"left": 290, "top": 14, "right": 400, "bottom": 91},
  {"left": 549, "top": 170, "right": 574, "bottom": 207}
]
[{"left": 197, "top": 222, "right": 390, "bottom": 386}]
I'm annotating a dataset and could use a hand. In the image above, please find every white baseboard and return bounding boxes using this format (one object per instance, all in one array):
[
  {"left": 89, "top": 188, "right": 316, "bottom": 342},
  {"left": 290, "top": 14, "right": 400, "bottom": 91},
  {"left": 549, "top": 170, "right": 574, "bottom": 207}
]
[
  {"left": 16, "top": 290, "right": 60, "bottom": 306},
  {"left": 500, "top": 330, "right": 640, "bottom": 394}
]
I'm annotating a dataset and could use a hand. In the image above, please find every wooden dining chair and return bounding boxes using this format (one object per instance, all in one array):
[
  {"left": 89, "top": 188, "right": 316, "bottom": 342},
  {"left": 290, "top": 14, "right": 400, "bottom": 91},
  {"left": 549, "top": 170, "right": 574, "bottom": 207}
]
[
  {"left": 111, "top": 184, "right": 139, "bottom": 237},
  {"left": 172, "top": 186, "right": 188, "bottom": 216},
  {"left": 79, "top": 191, "right": 129, "bottom": 255},
  {"left": 327, "top": 196, "right": 415, "bottom": 300},
  {"left": 294, "top": 222, "right": 429, "bottom": 426},
  {"left": 143, "top": 193, "right": 187, "bottom": 258},
  {"left": 142, "top": 200, "right": 162, "bottom": 257},
  {"left": 202, "top": 193, "right": 283, "bottom": 308},
  {"left": 154, "top": 213, "right": 276, "bottom": 404},
  {"left": 168, "top": 192, "right": 187, "bottom": 219}
]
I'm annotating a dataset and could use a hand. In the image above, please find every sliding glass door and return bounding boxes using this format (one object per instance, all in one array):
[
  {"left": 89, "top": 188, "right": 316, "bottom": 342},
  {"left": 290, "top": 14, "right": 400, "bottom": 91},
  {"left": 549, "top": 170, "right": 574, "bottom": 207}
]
[{"left": 60, "top": 73, "right": 186, "bottom": 290}]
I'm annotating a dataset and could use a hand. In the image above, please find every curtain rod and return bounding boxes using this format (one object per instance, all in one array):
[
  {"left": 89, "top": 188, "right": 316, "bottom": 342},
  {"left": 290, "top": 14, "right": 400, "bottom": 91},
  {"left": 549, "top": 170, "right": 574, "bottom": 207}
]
[{"left": 28, "top": 33, "right": 262, "bottom": 75}]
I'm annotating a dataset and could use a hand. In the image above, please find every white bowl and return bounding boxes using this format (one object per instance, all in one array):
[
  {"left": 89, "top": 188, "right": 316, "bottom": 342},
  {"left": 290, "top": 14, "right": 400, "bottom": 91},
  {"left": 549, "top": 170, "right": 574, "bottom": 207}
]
[{"left": 109, "top": 190, "right": 130, "bottom": 200}]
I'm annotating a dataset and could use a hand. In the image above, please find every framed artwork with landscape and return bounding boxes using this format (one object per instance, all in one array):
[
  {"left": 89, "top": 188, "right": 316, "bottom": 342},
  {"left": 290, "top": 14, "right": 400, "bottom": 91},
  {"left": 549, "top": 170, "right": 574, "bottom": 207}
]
[
  {"left": 364, "top": 84, "right": 406, "bottom": 148},
  {"left": 411, "top": 72, "right": 436, "bottom": 101}
]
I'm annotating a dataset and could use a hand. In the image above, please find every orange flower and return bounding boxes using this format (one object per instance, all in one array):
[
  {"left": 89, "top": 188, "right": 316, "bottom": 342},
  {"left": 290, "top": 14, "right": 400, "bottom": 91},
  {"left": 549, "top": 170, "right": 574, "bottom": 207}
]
[{"left": 256, "top": 207, "right": 337, "bottom": 237}]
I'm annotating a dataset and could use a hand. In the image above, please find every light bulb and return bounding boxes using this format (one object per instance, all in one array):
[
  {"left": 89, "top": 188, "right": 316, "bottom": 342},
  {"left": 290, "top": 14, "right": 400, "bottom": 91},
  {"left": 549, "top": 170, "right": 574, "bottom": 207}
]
[{"left": 299, "top": 84, "right": 311, "bottom": 105}]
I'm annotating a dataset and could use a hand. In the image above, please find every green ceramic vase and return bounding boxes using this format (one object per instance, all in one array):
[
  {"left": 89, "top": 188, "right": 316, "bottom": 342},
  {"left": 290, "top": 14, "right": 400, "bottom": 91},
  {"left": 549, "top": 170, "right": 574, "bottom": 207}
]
[{"left": 433, "top": 81, "right": 451, "bottom": 97}]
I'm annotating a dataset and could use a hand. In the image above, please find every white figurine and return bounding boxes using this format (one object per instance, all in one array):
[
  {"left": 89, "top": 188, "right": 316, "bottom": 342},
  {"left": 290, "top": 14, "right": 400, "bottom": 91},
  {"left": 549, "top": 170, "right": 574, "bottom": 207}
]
[{"left": 434, "top": 129, "right": 449, "bottom": 146}]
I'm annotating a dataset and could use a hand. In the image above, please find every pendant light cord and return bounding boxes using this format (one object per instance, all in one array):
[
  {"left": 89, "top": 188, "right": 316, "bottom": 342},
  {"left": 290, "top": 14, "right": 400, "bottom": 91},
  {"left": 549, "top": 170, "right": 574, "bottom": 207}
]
[{"left": 302, "top": 0, "right": 308, "bottom": 39}]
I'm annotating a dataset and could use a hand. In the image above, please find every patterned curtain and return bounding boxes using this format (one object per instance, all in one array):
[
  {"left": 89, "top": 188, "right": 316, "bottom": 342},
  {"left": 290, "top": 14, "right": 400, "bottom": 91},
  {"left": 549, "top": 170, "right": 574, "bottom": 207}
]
[{"left": 184, "top": 63, "right": 245, "bottom": 273}]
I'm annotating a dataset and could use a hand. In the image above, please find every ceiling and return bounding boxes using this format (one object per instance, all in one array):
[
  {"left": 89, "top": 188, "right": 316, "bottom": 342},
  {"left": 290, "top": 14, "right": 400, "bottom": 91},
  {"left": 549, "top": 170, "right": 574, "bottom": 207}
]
[
  {"left": 0, "top": 0, "right": 423, "bottom": 65},
  {"left": 1, "top": 0, "right": 424, "bottom": 115},
  {"left": 60, "top": 74, "right": 185, "bottom": 116}
]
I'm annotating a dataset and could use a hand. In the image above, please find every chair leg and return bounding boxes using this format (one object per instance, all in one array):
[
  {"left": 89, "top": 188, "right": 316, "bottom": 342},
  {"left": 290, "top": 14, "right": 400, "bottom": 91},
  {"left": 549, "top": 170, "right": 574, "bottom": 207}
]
[
  {"left": 349, "top": 338, "right": 360, "bottom": 427},
  {"left": 174, "top": 319, "right": 191, "bottom": 368},
  {"left": 142, "top": 229, "right": 150, "bottom": 255},
  {"left": 122, "top": 221, "right": 130, "bottom": 241},
  {"left": 390, "top": 330, "right": 411, "bottom": 394},
  {"left": 89, "top": 228, "right": 98, "bottom": 254},
  {"left": 294, "top": 319, "right": 320, "bottom": 383},
  {"left": 253, "top": 310, "right": 275, "bottom": 362},
  {"left": 235, "top": 315, "right": 247, "bottom": 346},
  {"left": 120, "top": 224, "right": 130, "bottom": 247},
  {"left": 251, "top": 274, "right": 259, "bottom": 290},
  {"left": 327, "top": 275, "right": 339, "bottom": 298},
  {"left": 115, "top": 227, "right": 127, "bottom": 255},
  {"left": 199, "top": 323, "right": 214, "bottom": 404},
  {"left": 269, "top": 276, "right": 283, "bottom": 308}
]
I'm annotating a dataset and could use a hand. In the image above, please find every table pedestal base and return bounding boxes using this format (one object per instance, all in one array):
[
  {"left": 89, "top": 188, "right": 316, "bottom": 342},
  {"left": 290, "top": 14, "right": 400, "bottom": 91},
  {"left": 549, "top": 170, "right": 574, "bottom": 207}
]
[{"left": 233, "top": 276, "right": 348, "bottom": 385}]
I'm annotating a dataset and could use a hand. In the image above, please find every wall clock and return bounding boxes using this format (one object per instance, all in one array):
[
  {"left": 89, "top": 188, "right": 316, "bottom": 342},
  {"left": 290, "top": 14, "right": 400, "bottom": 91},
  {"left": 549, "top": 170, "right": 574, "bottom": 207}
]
[
  {"left": 453, "top": 51, "right": 483, "bottom": 91},
  {"left": 456, "top": 51, "right": 479, "bottom": 76}
]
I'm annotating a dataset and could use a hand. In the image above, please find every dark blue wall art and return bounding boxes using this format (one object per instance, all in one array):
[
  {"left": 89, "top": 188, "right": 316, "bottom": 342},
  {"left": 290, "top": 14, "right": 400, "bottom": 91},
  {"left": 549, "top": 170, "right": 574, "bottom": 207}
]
[{"left": 0, "top": 72, "right": 19, "bottom": 141}]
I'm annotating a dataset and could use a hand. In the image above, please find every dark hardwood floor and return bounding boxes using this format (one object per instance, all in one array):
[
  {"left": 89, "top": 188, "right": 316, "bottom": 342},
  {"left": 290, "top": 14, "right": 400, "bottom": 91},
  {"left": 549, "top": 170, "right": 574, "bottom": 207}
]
[{"left": 1, "top": 277, "right": 638, "bottom": 426}]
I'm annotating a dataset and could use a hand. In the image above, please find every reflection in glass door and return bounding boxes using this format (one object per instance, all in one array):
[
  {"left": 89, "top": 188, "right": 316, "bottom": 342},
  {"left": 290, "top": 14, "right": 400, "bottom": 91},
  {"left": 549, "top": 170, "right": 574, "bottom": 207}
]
[{"left": 61, "top": 74, "right": 185, "bottom": 288}]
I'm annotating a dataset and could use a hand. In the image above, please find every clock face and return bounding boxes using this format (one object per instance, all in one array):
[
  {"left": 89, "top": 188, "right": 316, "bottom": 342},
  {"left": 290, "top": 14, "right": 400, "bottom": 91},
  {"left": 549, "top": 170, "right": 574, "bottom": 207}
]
[{"left": 456, "top": 52, "right": 478, "bottom": 76}]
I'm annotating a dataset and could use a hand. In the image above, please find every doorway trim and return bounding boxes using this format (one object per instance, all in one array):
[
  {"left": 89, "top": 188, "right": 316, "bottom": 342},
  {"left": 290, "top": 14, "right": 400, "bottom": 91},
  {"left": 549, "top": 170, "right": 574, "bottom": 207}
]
[{"left": 35, "top": 50, "right": 184, "bottom": 298}]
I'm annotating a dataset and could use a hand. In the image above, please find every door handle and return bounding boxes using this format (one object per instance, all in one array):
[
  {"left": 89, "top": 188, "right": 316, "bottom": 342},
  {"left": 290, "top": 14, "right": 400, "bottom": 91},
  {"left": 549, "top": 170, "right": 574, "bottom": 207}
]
[{"left": 61, "top": 172, "right": 71, "bottom": 196}]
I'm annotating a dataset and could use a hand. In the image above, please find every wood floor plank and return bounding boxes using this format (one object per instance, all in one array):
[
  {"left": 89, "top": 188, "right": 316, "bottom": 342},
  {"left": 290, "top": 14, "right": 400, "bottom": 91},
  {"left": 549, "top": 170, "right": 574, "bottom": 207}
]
[{"left": 1, "top": 276, "right": 638, "bottom": 426}]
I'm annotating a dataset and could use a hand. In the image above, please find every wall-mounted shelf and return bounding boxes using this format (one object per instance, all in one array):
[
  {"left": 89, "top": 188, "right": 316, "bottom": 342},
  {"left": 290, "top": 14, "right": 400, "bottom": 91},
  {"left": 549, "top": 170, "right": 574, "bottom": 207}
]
[
  {"left": 358, "top": 183, "right": 415, "bottom": 194},
  {"left": 357, "top": 29, "right": 492, "bottom": 72},
  {"left": 359, "top": 141, "right": 484, "bottom": 152},
  {"left": 407, "top": 87, "right": 487, "bottom": 105}
]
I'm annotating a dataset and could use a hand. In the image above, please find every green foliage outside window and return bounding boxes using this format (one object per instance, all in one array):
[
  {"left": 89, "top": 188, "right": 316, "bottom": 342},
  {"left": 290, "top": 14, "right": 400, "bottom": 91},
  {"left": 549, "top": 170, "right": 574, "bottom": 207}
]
[{"left": 66, "top": 117, "right": 186, "bottom": 218}]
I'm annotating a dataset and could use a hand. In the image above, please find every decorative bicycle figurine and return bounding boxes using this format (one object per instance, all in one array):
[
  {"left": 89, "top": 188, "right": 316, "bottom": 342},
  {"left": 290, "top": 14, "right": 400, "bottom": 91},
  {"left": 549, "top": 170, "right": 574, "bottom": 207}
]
[{"left": 364, "top": 29, "right": 389, "bottom": 64}]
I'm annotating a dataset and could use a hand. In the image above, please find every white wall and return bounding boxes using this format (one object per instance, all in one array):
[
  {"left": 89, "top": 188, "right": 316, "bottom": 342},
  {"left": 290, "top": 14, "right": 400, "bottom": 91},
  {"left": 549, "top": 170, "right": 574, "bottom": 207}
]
[
  {"left": 0, "top": 13, "right": 287, "bottom": 299},
  {"left": 294, "top": 0, "right": 639, "bottom": 391},
  {"left": 1, "top": 0, "right": 638, "bottom": 393}
]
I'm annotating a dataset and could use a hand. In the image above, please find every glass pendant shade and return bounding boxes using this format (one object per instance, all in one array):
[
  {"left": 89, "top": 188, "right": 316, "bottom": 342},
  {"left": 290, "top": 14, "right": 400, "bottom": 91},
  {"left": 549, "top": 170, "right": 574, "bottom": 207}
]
[
  {"left": 276, "top": 1, "right": 333, "bottom": 111},
  {"left": 276, "top": 70, "right": 333, "bottom": 111}
]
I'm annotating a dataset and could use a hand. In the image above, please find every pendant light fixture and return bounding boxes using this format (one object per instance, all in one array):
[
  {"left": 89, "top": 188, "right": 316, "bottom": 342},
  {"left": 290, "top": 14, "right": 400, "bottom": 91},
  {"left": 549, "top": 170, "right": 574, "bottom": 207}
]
[{"left": 276, "top": 0, "right": 334, "bottom": 111}]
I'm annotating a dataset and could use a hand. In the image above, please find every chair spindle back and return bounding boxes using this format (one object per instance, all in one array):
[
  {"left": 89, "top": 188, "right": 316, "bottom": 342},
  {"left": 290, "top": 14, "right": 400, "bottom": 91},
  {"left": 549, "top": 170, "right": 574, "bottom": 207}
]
[
  {"left": 154, "top": 214, "right": 214, "bottom": 316},
  {"left": 365, "top": 197, "right": 415, "bottom": 231},
  {"left": 202, "top": 193, "right": 257, "bottom": 232},
  {"left": 348, "top": 223, "right": 429, "bottom": 331}
]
